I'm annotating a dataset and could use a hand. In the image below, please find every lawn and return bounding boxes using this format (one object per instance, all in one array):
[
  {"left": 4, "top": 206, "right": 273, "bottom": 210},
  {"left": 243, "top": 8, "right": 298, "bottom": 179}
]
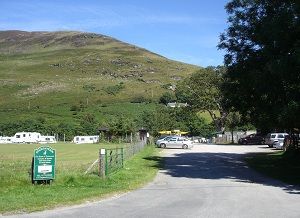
[
  {"left": 0, "top": 143, "right": 161, "bottom": 214},
  {"left": 245, "top": 150, "right": 300, "bottom": 185}
]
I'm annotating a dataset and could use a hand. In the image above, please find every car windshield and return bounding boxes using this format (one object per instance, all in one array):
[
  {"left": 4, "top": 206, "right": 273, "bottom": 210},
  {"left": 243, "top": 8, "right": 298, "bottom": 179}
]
[
  {"left": 159, "top": 136, "right": 171, "bottom": 140},
  {"left": 278, "top": 134, "right": 284, "bottom": 138}
]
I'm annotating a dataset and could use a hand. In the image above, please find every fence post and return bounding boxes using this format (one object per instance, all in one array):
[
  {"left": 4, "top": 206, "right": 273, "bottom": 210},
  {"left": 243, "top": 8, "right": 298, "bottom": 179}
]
[{"left": 99, "top": 148, "right": 106, "bottom": 178}]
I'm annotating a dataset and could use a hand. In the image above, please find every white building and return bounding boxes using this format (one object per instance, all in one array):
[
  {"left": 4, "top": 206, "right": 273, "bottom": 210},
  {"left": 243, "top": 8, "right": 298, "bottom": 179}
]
[{"left": 73, "top": 135, "right": 99, "bottom": 144}]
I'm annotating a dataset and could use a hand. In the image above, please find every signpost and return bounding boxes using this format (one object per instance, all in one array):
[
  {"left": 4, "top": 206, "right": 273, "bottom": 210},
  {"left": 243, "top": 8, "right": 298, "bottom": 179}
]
[{"left": 32, "top": 146, "right": 56, "bottom": 184}]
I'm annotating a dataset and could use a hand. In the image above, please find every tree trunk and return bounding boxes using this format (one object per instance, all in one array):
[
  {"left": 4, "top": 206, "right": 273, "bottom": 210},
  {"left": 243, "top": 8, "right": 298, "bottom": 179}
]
[{"left": 207, "top": 109, "right": 227, "bottom": 133}]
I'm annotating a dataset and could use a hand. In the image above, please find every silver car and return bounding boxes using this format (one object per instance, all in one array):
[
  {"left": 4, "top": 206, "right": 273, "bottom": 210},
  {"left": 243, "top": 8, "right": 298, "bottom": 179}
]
[
  {"left": 265, "top": 133, "right": 288, "bottom": 148},
  {"left": 159, "top": 137, "right": 193, "bottom": 149},
  {"left": 155, "top": 136, "right": 176, "bottom": 147}
]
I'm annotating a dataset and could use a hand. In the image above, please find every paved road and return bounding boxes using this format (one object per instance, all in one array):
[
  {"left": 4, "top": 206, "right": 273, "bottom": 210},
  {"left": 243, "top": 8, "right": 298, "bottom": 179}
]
[{"left": 5, "top": 144, "right": 300, "bottom": 218}]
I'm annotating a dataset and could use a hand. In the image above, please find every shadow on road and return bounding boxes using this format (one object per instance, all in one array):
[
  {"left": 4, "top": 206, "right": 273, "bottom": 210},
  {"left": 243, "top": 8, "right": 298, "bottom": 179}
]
[{"left": 145, "top": 150, "right": 300, "bottom": 195}]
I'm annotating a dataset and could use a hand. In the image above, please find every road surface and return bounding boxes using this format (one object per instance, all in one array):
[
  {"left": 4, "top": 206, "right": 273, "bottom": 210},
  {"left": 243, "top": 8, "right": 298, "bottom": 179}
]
[{"left": 4, "top": 144, "right": 300, "bottom": 218}]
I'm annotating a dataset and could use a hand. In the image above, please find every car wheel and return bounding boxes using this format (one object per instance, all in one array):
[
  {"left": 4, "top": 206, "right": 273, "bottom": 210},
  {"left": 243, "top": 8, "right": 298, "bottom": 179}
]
[
  {"left": 182, "top": 144, "right": 188, "bottom": 149},
  {"left": 160, "top": 143, "right": 166, "bottom": 149},
  {"left": 242, "top": 141, "right": 247, "bottom": 145}
]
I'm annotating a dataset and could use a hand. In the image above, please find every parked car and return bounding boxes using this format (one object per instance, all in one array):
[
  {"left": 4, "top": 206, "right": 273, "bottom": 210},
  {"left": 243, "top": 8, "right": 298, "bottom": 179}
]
[
  {"left": 155, "top": 136, "right": 176, "bottom": 147},
  {"left": 158, "top": 137, "right": 193, "bottom": 149},
  {"left": 273, "top": 140, "right": 285, "bottom": 149},
  {"left": 264, "top": 133, "right": 288, "bottom": 148},
  {"left": 238, "top": 134, "right": 265, "bottom": 145}
]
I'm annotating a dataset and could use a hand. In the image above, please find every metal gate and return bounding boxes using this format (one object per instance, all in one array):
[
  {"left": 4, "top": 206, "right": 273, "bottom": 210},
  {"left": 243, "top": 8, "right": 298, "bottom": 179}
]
[{"left": 105, "top": 148, "right": 124, "bottom": 175}]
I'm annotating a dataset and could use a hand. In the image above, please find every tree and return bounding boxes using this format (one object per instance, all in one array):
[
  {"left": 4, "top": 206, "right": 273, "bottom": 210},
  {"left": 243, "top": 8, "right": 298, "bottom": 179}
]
[
  {"left": 219, "top": 0, "right": 300, "bottom": 130},
  {"left": 138, "top": 106, "right": 178, "bottom": 136},
  {"left": 106, "top": 116, "right": 136, "bottom": 138},
  {"left": 138, "top": 105, "right": 212, "bottom": 137},
  {"left": 176, "top": 67, "right": 228, "bottom": 132},
  {"left": 226, "top": 112, "right": 242, "bottom": 144},
  {"left": 79, "top": 113, "right": 98, "bottom": 135},
  {"left": 159, "top": 92, "right": 176, "bottom": 105},
  {"left": 56, "top": 122, "right": 76, "bottom": 141}
]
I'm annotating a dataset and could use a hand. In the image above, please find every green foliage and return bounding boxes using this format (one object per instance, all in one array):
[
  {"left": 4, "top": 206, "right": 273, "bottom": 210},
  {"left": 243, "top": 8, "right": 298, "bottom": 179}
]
[
  {"left": 185, "top": 112, "right": 214, "bottom": 137},
  {"left": 56, "top": 122, "right": 76, "bottom": 141},
  {"left": 82, "top": 84, "right": 96, "bottom": 92},
  {"left": 130, "top": 95, "right": 151, "bottom": 103},
  {"left": 70, "top": 105, "right": 81, "bottom": 112},
  {"left": 0, "top": 119, "right": 48, "bottom": 136},
  {"left": 79, "top": 113, "right": 98, "bottom": 135},
  {"left": 159, "top": 92, "right": 176, "bottom": 105},
  {"left": 176, "top": 67, "right": 228, "bottom": 131},
  {"left": 103, "top": 82, "right": 125, "bottom": 96},
  {"left": 226, "top": 112, "right": 241, "bottom": 132},
  {"left": 161, "top": 83, "right": 172, "bottom": 89},
  {"left": 105, "top": 116, "right": 136, "bottom": 137},
  {"left": 219, "top": 0, "right": 300, "bottom": 130},
  {"left": 138, "top": 105, "right": 213, "bottom": 137}
]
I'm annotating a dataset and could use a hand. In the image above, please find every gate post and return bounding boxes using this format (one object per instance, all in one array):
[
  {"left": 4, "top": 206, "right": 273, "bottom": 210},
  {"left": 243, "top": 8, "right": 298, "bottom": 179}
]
[{"left": 99, "top": 148, "right": 106, "bottom": 178}]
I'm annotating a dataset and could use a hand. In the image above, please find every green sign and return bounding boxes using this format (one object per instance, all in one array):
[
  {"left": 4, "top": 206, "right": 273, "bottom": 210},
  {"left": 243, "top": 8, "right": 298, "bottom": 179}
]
[{"left": 33, "top": 146, "right": 56, "bottom": 181}]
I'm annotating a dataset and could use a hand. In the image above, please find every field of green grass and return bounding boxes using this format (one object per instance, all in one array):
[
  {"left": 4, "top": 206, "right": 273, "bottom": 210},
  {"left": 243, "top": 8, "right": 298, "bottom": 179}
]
[
  {"left": 0, "top": 143, "right": 161, "bottom": 214},
  {"left": 245, "top": 151, "right": 300, "bottom": 185}
]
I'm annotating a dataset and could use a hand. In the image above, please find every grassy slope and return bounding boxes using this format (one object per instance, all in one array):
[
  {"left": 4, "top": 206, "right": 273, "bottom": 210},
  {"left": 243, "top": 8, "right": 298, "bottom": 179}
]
[
  {"left": 0, "top": 143, "right": 161, "bottom": 213},
  {"left": 0, "top": 30, "right": 199, "bottom": 125}
]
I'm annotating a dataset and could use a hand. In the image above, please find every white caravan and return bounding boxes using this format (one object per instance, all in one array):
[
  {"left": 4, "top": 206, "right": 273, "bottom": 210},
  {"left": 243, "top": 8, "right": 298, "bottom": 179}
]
[
  {"left": 73, "top": 136, "right": 99, "bottom": 144},
  {"left": 12, "top": 132, "right": 41, "bottom": 143},
  {"left": 11, "top": 132, "right": 57, "bottom": 144},
  {"left": 0, "top": 136, "right": 13, "bottom": 144},
  {"left": 39, "top": 136, "right": 57, "bottom": 144}
]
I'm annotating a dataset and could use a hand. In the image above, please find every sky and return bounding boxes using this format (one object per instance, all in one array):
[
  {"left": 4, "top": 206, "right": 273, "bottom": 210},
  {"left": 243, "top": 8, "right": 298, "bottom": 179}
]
[{"left": 0, "top": 0, "right": 229, "bottom": 67}]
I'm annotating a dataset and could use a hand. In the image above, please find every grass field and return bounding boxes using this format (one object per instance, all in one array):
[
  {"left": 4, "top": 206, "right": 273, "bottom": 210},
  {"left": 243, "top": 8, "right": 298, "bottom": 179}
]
[
  {"left": 0, "top": 143, "right": 161, "bottom": 214},
  {"left": 245, "top": 151, "right": 300, "bottom": 185}
]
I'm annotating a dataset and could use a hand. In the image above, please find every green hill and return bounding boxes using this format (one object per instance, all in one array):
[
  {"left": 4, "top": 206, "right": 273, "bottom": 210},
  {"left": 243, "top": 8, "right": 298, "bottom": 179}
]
[{"left": 0, "top": 30, "right": 199, "bottom": 132}]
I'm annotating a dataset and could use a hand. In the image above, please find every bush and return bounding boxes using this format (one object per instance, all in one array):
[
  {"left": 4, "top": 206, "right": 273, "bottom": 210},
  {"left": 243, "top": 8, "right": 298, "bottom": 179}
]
[
  {"left": 103, "top": 82, "right": 125, "bottom": 95},
  {"left": 159, "top": 92, "right": 176, "bottom": 105}
]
